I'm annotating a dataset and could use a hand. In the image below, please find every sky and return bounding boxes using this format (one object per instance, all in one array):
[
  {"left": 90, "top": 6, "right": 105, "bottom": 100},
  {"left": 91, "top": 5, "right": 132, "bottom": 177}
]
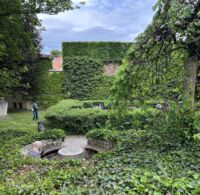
[{"left": 38, "top": 0, "right": 157, "bottom": 54}]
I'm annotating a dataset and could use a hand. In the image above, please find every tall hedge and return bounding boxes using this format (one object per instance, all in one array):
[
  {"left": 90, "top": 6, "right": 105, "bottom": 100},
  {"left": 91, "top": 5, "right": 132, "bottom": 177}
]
[
  {"left": 30, "top": 58, "right": 64, "bottom": 108},
  {"left": 62, "top": 42, "right": 131, "bottom": 100}
]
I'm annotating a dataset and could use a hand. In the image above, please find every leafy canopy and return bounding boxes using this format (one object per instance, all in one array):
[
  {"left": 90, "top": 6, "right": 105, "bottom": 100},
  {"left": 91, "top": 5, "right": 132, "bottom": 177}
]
[
  {"left": 111, "top": 0, "right": 200, "bottom": 115},
  {"left": 0, "top": 0, "right": 73, "bottom": 17}
]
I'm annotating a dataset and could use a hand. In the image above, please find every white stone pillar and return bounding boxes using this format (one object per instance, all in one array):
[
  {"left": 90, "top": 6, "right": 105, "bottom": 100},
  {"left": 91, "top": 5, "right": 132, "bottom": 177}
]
[{"left": 0, "top": 97, "right": 8, "bottom": 118}]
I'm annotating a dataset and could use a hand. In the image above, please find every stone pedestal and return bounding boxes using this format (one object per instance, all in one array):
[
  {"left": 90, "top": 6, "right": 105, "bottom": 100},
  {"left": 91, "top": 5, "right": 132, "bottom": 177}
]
[
  {"left": 58, "top": 146, "right": 85, "bottom": 159},
  {"left": 0, "top": 98, "right": 8, "bottom": 118}
]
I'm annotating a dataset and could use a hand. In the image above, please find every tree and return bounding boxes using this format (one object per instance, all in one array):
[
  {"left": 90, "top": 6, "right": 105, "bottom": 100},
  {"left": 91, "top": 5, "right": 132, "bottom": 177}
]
[
  {"left": 50, "top": 50, "right": 62, "bottom": 60},
  {"left": 0, "top": 0, "right": 84, "bottom": 97},
  {"left": 0, "top": 0, "right": 73, "bottom": 17},
  {"left": 111, "top": 0, "right": 200, "bottom": 114},
  {"left": 0, "top": 13, "right": 42, "bottom": 97}
]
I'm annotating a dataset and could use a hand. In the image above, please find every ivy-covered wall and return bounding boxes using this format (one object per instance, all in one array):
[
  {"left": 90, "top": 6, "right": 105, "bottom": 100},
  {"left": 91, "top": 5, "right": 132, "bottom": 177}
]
[
  {"left": 30, "top": 58, "right": 64, "bottom": 108},
  {"left": 62, "top": 42, "right": 131, "bottom": 100},
  {"left": 196, "top": 66, "right": 200, "bottom": 100}
]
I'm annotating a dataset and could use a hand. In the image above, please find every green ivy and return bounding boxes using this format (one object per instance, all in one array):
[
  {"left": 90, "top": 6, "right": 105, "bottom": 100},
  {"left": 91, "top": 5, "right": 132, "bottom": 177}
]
[
  {"left": 62, "top": 42, "right": 131, "bottom": 100},
  {"left": 31, "top": 58, "right": 64, "bottom": 108}
]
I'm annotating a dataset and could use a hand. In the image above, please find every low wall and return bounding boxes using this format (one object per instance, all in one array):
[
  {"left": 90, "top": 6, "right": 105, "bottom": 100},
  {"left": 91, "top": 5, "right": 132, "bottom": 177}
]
[
  {"left": 21, "top": 139, "right": 63, "bottom": 158},
  {"left": 87, "top": 138, "right": 115, "bottom": 150},
  {"left": 0, "top": 99, "right": 8, "bottom": 118}
]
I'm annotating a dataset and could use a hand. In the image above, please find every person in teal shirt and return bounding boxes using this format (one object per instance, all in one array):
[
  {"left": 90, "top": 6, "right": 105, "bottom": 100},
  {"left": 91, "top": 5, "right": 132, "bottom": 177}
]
[{"left": 32, "top": 102, "right": 38, "bottom": 120}]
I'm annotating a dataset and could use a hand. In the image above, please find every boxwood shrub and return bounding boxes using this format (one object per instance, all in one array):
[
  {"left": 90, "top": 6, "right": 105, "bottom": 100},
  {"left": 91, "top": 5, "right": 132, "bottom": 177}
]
[
  {"left": 45, "top": 100, "right": 108, "bottom": 134},
  {"left": 45, "top": 99, "right": 157, "bottom": 134},
  {"left": 0, "top": 128, "right": 65, "bottom": 147}
]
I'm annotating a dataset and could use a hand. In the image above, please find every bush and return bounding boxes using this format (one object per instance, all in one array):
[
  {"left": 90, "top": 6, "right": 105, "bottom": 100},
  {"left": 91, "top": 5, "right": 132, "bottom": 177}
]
[
  {"left": 45, "top": 99, "right": 108, "bottom": 134},
  {"left": 87, "top": 128, "right": 151, "bottom": 151},
  {"left": 86, "top": 129, "right": 120, "bottom": 142},
  {"left": 147, "top": 104, "right": 200, "bottom": 148},
  {"left": 36, "top": 129, "right": 65, "bottom": 140},
  {"left": 109, "top": 108, "right": 157, "bottom": 130},
  {"left": 14, "top": 128, "right": 65, "bottom": 146},
  {"left": 45, "top": 100, "right": 157, "bottom": 134}
]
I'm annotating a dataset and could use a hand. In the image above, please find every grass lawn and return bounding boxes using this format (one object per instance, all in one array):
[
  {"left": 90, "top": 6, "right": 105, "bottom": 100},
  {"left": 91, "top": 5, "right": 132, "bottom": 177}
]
[{"left": 0, "top": 111, "right": 46, "bottom": 132}]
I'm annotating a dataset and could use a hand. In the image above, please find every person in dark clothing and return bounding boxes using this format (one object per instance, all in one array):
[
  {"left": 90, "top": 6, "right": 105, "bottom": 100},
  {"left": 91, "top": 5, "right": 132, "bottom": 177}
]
[{"left": 32, "top": 102, "right": 38, "bottom": 120}]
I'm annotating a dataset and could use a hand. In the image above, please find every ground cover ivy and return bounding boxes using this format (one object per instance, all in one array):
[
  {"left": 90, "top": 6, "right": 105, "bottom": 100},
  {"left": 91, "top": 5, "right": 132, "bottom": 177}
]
[{"left": 0, "top": 103, "right": 200, "bottom": 194}]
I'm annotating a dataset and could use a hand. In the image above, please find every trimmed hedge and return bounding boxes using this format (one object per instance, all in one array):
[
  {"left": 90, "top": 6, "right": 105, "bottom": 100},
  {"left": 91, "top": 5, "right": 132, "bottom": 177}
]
[
  {"left": 45, "top": 100, "right": 108, "bottom": 134},
  {"left": 86, "top": 129, "right": 120, "bottom": 142},
  {"left": 62, "top": 42, "right": 131, "bottom": 100},
  {"left": 45, "top": 99, "right": 157, "bottom": 134}
]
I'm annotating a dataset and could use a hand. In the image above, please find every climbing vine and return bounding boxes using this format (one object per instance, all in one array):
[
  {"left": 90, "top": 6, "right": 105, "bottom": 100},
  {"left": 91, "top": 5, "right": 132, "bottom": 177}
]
[
  {"left": 62, "top": 42, "right": 131, "bottom": 100},
  {"left": 31, "top": 58, "right": 64, "bottom": 108}
]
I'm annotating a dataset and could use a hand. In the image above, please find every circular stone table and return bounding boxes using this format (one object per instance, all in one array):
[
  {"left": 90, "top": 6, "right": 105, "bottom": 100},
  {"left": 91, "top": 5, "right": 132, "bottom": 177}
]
[
  {"left": 58, "top": 146, "right": 85, "bottom": 159},
  {"left": 58, "top": 136, "right": 87, "bottom": 159}
]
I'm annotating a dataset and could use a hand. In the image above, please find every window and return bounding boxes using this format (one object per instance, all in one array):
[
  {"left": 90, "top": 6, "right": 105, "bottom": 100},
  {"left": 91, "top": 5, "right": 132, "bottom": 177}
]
[
  {"left": 19, "top": 102, "right": 23, "bottom": 109},
  {"left": 103, "top": 63, "right": 118, "bottom": 76},
  {"left": 13, "top": 102, "right": 17, "bottom": 109}
]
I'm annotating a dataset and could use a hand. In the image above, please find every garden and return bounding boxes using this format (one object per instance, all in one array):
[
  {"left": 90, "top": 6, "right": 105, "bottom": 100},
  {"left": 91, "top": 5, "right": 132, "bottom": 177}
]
[
  {"left": 0, "top": 98, "right": 200, "bottom": 194},
  {"left": 0, "top": 0, "right": 200, "bottom": 194}
]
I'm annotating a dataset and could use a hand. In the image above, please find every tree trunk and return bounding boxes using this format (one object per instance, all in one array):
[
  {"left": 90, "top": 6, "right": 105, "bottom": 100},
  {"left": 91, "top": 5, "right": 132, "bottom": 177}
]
[{"left": 183, "top": 54, "right": 198, "bottom": 110}]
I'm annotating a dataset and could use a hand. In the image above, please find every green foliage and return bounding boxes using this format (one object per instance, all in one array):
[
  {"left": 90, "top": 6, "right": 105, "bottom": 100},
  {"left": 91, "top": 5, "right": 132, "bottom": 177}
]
[
  {"left": 148, "top": 105, "right": 197, "bottom": 147},
  {"left": 62, "top": 42, "right": 130, "bottom": 99},
  {"left": 109, "top": 108, "right": 157, "bottom": 131},
  {"left": 0, "top": 111, "right": 83, "bottom": 195},
  {"left": 89, "top": 76, "right": 115, "bottom": 100},
  {"left": 31, "top": 58, "right": 64, "bottom": 108},
  {"left": 50, "top": 50, "right": 62, "bottom": 60},
  {"left": 1, "top": 108, "right": 200, "bottom": 194},
  {"left": 0, "top": 0, "right": 73, "bottom": 16},
  {"left": 62, "top": 42, "right": 131, "bottom": 61},
  {"left": 0, "top": 13, "right": 41, "bottom": 97},
  {"left": 45, "top": 99, "right": 158, "bottom": 134},
  {"left": 111, "top": 0, "right": 200, "bottom": 116},
  {"left": 128, "top": 168, "right": 200, "bottom": 194},
  {"left": 63, "top": 57, "right": 102, "bottom": 99},
  {"left": 0, "top": 68, "right": 20, "bottom": 96},
  {"left": 86, "top": 129, "right": 120, "bottom": 142},
  {"left": 193, "top": 133, "right": 200, "bottom": 142},
  {"left": 34, "top": 129, "right": 65, "bottom": 141},
  {"left": 45, "top": 100, "right": 108, "bottom": 134},
  {"left": 196, "top": 66, "right": 200, "bottom": 100},
  {"left": 0, "top": 0, "right": 76, "bottom": 97}
]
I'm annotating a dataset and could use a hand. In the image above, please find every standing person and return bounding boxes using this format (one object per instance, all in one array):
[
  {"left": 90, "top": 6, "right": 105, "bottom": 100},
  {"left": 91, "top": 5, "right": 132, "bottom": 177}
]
[{"left": 32, "top": 102, "right": 38, "bottom": 120}]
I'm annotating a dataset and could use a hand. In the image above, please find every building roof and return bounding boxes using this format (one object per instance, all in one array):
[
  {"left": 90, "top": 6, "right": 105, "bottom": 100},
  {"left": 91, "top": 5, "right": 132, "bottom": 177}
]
[
  {"left": 52, "top": 56, "right": 63, "bottom": 71},
  {"left": 40, "top": 54, "right": 50, "bottom": 59}
]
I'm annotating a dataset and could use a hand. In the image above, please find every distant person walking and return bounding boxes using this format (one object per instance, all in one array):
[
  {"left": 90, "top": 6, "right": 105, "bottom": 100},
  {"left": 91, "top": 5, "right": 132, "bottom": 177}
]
[{"left": 32, "top": 102, "right": 38, "bottom": 120}]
